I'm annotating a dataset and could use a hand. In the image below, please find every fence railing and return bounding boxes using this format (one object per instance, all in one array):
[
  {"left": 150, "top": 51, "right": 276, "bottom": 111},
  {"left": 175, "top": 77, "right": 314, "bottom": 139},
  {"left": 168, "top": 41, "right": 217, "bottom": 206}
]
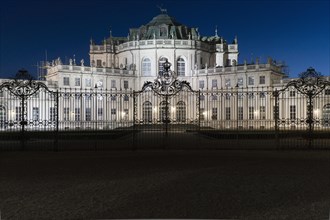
[{"left": 1, "top": 68, "right": 330, "bottom": 150}]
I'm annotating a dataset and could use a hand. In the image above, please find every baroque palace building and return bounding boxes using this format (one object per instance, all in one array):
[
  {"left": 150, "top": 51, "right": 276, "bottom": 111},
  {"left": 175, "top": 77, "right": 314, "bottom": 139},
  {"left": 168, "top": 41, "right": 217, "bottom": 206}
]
[
  {"left": 1, "top": 11, "right": 329, "bottom": 130},
  {"left": 46, "top": 12, "right": 284, "bottom": 92}
]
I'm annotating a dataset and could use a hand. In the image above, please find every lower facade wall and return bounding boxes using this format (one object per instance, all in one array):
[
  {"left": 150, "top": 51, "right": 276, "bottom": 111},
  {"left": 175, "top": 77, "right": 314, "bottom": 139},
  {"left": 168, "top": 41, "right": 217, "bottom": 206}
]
[{"left": 1, "top": 87, "right": 330, "bottom": 131}]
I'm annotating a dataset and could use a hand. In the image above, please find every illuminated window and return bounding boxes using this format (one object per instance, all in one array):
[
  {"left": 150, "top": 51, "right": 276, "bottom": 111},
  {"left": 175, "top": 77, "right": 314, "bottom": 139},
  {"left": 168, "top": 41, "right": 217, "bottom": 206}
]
[
  {"left": 176, "top": 101, "right": 186, "bottom": 122},
  {"left": 225, "top": 107, "right": 231, "bottom": 120},
  {"left": 259, "top": 76, "right": 265, "bottom": 84},
  {"left": 143, "top": 101, "right": 152, "bottom": 122},
  {"left": 290, "top": 105, "right": 296, "bottom": 120},
  {"left": 248, "top": 76, "right": 254, "bottom": 85},
  {"left": 212, "top": 107, "right": 217, "bottom": 120},
  {"left": 85, "top": 108, "right": 91, "bottom": 121},
  {"left": 142, "top": 58, "right": 151, "bottom": 76},
  {"left": 177, "top": 57, "right": 185, "bottom": 76},
  {"left": 63, "top": 77, "right": 70, "bottom": 86},
  {"left": 249, "top": 107, "right": 254, "bottom": 120}
]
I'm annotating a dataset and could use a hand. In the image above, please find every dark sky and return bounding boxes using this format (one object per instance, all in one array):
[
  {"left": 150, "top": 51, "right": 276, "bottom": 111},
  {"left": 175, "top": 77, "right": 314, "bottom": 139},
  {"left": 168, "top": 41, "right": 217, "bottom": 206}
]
[{"left": 0, "top": 0, "right": 329, "bottom": 79}]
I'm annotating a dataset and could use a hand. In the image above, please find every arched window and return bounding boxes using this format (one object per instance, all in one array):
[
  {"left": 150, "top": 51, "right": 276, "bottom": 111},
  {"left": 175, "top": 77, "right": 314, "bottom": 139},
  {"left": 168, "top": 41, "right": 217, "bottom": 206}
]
[
  {"left": 0, "top": 105, "right": 6, "bottom": 129},
  {"left": 177, "top": 57, "right": 185, "bottom": 76},
  {"left": 142, "top": 58, "right": 151, "bottom": 76},
  {"left": 322, "top": 104, "right": 330, "bottom": 127},
  {"left": 142, "top": 101, "right": 152, "bottom": 122},
  {"left": 158, "top": 57, "right": 167, "bottom": 73},
  {"left": 176, "top": 101, "right": 186, "bottom": 122}
]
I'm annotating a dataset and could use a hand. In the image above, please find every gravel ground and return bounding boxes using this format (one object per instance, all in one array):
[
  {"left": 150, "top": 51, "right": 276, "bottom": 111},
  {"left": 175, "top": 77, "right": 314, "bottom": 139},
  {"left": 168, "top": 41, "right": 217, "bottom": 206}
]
[{"left": 0, "top": 150, "right": 330, "bottom": 219}]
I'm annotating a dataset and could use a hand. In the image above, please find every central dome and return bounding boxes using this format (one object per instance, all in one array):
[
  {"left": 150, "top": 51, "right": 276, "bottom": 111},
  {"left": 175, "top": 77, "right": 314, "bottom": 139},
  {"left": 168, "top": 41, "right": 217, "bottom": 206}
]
[
  {"left": 146, "top": 13, "right": 182, "bottom": 26},
  {"left": 128, "top": 13, "right": 199, "bottom": 40}
]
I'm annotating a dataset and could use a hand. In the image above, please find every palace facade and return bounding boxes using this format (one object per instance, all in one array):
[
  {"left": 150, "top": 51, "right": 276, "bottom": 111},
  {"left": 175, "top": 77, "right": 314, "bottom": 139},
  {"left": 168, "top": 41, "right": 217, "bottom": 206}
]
[{"left": 1, "top": 12, "right": 329, "bottom": 131}]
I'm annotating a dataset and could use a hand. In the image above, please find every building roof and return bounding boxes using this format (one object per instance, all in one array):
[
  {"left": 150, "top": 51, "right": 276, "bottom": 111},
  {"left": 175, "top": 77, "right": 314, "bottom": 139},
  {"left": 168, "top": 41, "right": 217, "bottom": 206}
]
[
  {"left": 126, "top": 12, "right": 198, "bottom": 41},
  {"left": 146, "top": 13, "right": 182, "bottom": 26},
  {"left": 105, "top": 12, "right": 224, "bottom": 44}
]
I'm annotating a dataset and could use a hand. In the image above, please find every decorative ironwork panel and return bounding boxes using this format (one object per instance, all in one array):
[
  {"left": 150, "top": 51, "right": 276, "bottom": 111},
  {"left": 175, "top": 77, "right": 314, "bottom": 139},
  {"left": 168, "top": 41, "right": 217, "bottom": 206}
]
[{"left": 141, "top": 59, "right": 195, "bottom": 96}]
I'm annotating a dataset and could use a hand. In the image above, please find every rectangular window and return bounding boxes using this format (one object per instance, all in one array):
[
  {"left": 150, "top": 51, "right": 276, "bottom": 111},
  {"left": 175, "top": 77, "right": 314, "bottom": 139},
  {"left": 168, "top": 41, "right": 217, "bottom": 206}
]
[
  {"left": 32, "top": 107, "right": 39, "bottom": 121},
  {"left": 98, "top": 108, "right": 103, "bottom": 120},
  {"left": 225, "top": 78, "right": 231, "bottom": 87},
  {"left": 15, "top": 107, "right": 22, "bottom": 121},
  {"left": 200, "top": 108, "right": 205, "bottom": 121},
  {"left": 325, "top": 89, "right": 330, "bottom": 95},
  {"left": 111, "top": 80, "right": 116, "bottom": 88},
  {"left": 260, "top": 106, "right": 266, "bottom": 120},
  {"left": 124, "top": 80, "right": 129, "bottom": 89},
  {"left": 124, "top": 94, "right": 129, "bottom": 101},
  {"left": 85, "top": 108, "right": 91, "bottom": 121},
  {"left": 74, "top": 108, "right": 80, "bottom": 121},
  {"left": 290, "top": 105, "right": 296, "bottom": 120},
  {"left": 259, "top": 76, "right": 265, "bottom": 84},
  {"left": 212, "top": 107, "right": 217, "bottom": 120},
  {"left": 97, "top": 80, "right": 103, "bottom": 88},
  {"left": 225, "top": 107, "right": 231, "bottom": 120},
  {"left": 225, "top": 93, "right": 230, "bottom": 100},
  {"left": 0, "top": 91, "right": 3, "bottom": 97},
  {"left": 85, "top": 78, "right": 91, "bottom": 87},
  {"left": 63, "top": 107, "right": 69, "bottom": 121},
  {"left": 111, "top": 108, "right": 116, "bottom": 115},
  {"left": 212, "top": 79, "right": 217, "bottom": 88},
  {"left": 237, "top": 77, "right": 243, "bottom": 87},
  {"left": 123, "top": 109, "right": 129, "bottom": 120},
  {"left": 238, "top": 107, "right": 243, "bottom": 120},
  {"left": 290, "top": 91, "right": 296, "bottom": 97},
  {"left": 226, "top": 59, "right": 231, "bottom": 66},
  {"left": 248, "top": 76, "right": 254, "bottom": 85},
  {"left": 212, "top": 95, "right": 217, "bottom": 101},
  {"left": 200, "top": 94, "right": 205, "bottom": 101},
  {"left": 199, "top": 80, "right": 204, "bottom": 89},
  {"left": 96, "top": 59, "right": 102, "bottom": 67},
  {"left": 75, "top": 78, "right": 80, "bottom": 86},
  {"left": 49, "top": 107, "right": 56, "bottom": 122},
  {"left": 63, "top": 77, "right": 70, "bottom": 86},
  {"left": 249, "top": 107, "right": 254, "bottom": 120}
]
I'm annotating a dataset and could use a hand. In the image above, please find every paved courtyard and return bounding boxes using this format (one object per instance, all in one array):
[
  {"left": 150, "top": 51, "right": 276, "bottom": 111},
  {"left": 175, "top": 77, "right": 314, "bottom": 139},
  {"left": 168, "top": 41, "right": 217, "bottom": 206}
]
[{"left": 0, "top": 150, "right": 330, "bottom": 219}]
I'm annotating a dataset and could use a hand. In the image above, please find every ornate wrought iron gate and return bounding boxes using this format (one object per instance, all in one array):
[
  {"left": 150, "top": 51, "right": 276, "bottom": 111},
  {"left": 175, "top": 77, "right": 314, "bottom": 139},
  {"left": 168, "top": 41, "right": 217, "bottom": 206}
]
[
  {"left": 132, "top": 59, "right": 200, "bottom": 149},
  {"left": 0, "top": 70, "right": 58, "bottom": 150},
  {"left": 273, "top": 67, "right": 330, "bottom": 149}
]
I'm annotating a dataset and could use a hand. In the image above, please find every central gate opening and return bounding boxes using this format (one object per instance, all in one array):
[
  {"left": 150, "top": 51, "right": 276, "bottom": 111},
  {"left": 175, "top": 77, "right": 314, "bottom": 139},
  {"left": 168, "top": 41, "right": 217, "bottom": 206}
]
[{"left": 133, "top": 59, "right": 200, "bottom": 149}]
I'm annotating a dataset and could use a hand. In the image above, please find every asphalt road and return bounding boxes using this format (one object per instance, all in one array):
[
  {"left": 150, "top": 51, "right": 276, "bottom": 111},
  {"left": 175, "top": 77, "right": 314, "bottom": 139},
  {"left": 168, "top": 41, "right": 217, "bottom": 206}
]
[{"left": 1, "top": 150, "right": 330, "bottom": 219}]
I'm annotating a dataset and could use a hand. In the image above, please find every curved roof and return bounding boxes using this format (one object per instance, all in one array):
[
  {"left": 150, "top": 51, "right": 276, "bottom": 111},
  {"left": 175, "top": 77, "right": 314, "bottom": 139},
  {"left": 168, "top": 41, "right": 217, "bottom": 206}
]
[
  {"left": 146, "top": 13, "right": 182, "bottom": 26},
  {"left": 106, "top": 12, "right": 225, "bottom": 44},
  {"left": 127, "top": 12, "right": 198, "bottom": 40}
]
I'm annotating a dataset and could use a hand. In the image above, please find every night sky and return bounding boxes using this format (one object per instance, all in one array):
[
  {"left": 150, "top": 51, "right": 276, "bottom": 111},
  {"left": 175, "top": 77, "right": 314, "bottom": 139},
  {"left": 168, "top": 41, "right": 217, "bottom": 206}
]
[{"left": 0, "top": 0, "right": 329, "bottom": 79}]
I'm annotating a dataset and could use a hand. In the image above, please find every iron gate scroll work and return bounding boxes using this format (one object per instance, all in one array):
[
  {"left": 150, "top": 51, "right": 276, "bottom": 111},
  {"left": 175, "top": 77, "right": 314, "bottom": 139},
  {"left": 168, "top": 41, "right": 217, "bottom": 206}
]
[
  {"left": 133, "top": 59, "right": 199, "bottom": 149},
  {"left": 273, "top": 67, "right": 330, "bottom": 149},
  {"left": 0, "top": 69, "right": 58, "bottom": 150}
]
